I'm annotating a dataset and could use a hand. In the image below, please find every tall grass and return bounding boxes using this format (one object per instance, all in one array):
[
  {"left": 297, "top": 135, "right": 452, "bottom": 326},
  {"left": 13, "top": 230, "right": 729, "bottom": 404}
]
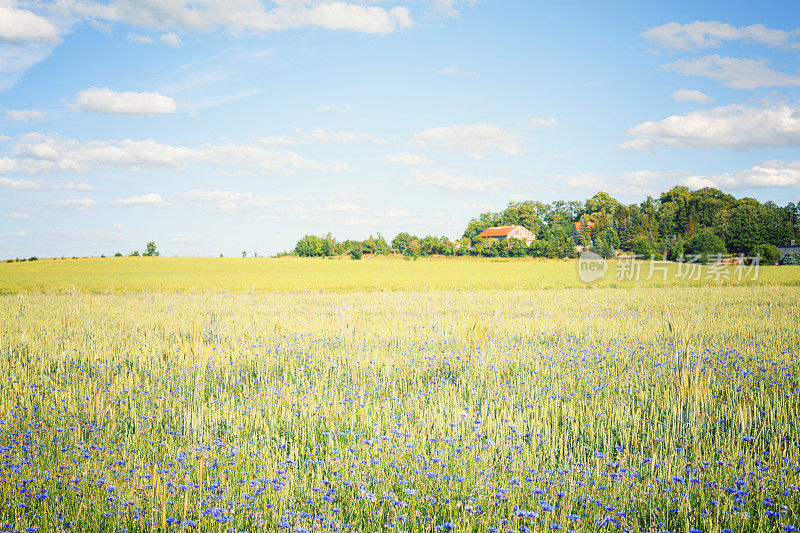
[{"left": 0, "top": 287, "right": 798, "bottom": 532}]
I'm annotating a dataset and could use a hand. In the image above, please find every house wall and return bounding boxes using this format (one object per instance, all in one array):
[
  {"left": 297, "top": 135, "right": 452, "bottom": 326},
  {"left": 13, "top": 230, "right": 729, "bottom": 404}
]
[{"left": 778, "top": 245, "right": 800, "bottom": 259}]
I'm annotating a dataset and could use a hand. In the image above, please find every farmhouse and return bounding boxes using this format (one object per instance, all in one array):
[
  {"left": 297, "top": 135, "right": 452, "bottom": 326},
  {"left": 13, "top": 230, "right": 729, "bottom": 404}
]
[
  {"left": 778, "top": 240, "right": 800, "bottom": 260},
  {"left": 477, "top": 225, "right": 536, "bottom": 245},
  {"left": 572, "top": 221, "right": 595, "bottom": 251}
]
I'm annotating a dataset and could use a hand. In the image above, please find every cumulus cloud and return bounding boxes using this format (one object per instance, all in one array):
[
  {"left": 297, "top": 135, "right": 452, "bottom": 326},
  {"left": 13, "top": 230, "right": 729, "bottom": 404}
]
[
  {"left": 619, "top": 102, "right": 800, "bottom": 152},
  {"left": 53, "top": 0, "right": 414, "bottom": 35},
  {"left": 0, "top": 133, "right": 348, "bottom": 174},
  {"left": 0, "top": 5, "right": 59, "bottom": 44},
  {"left": 72, "top": 87, "right": 178, "bottom": 115},
  {"left": 413, "top": 123, "right": 522, "bottom": 158},
  {"left": 406, "top": 170, "right": 505, "bottom": 192},
  {"left": 684, "top": 160, "right": 800, "bottom": 189},
  {"left": 256, "top": 128, "right": 386, "bottom": 146},
  {"left": 386, "top": 152, "right": 427, "bottom": 166},
  {"left": 110, "top": 193, "right": 168, "bottom": 207},
  {"left": 0, "top": 6, "right": 61, "bottom": 90},
  {"left": 0, "top": 176, "right": 93, "bottom": 190},
  {"left": 671, "top": 89, "right": 713, "bottom": 103},
  {"left": 528, "top": 117, "right": 558, "bottom": 128},
  {"left": 160, "top": 32, "right": 182, "bottom": 46},
  {"left": 5, "top": 212, "right": 30, "bottom": 219},
  {"left": 38, "top": 197, "right": 96, "bottom": 210},
  {"left": 185, "top": 189, "right": 290, "bottom": 213},
  {"left": 665, "top": 55, "right": 800, "bottom": 90},
  {"left": 643, "top": 21, "right": 799, "bottom": 50},
  {"left": 6, "top": 109, "right": 44, "bottom": 121},
  {"left": 322, "top": 202, "right": 365, "bottom": 212},
  {"left": 125, "top": 33, "right": 152, "bottom": 44}
]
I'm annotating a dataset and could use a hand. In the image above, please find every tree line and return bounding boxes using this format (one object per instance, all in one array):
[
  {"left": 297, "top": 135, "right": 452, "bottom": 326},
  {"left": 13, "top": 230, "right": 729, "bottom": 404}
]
[{"left": 293, "top": 186, "right": 800, "bottom": 263}]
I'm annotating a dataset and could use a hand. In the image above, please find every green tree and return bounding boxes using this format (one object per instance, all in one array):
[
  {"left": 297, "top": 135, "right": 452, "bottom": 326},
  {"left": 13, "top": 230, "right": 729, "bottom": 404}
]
[
  {"left": 684, "top": 228, "right": 726, "bottom": 262},
  {"left": 143, "top": 242, "right": 159, "bottom": 257},
  {"left": 725, "top": 201, "right": 764, "bottom": 255},
  {"left": 391, "top": 233, "right": 416, "bottom": 254},
  {"left": 753, "top": 243, "right": 780, "bottom": 265}
]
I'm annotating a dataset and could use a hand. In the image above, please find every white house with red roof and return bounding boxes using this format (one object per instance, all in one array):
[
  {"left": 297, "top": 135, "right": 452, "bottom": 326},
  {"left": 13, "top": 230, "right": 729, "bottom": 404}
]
[{"left": 476, "top": 225, "right": 536, "bottom": 245}]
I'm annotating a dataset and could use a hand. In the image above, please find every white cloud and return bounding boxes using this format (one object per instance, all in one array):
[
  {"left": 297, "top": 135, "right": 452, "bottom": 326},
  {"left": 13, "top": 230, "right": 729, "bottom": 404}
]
[
  {"left": 125, "top": 33, "right": 152, "bottom": 44},
  {"left": 0, "top": 6, "right": 60, "bottom": 90},
  {"left": 1, "top": 133, "right": 348, "bottom": 174},
  {"left": 383, "top": 208, "right": 418, "bottom": 218},
  {"left": 2, "top": 231, "right": 29, "bottom": 237},
  {"left": 619, "top": 102, "right": 800, "bottom": 152},
  {"left": 437, "top": 66, "right": 475, "bottom": 76},
  {"left": 0, "top": 41, "right": 57, "bottom": 90},
  {"left": 73, "top": 87, "right": 178, "bottom": 115},
  {"left": 256, "top": 128, "right": 386, "bottom": 146},
  {"left": 185, "top": 189, "right": 290, "bottom": 213},
  {"left": 322, "top": 202, "right": 365, "bottom": 212},
  {"left": 684, "top": 160, "right": 800, "bottom": 189},
  {"left": 0, "top": 6, "right": 59, "bottom": 44},
  {"left": 643, "top": 21, "right": 799, "bottom": 50},
  {"left": 558, "top": 170, "right": 680, "bottom": 197},
  {"left": 528, "top": 117, "right": 558, "bottom": 128},
  {"left": 6, "top": 109, "right": 44, "bottom": 121},
  {"left": 665, "top": 55, "right": 800, "bottom": 90},
  {"left": 431, "top": 0, "right": 481, "bottom": 17},
  {"left": 110, "top": 193, "right": 168, "bottom": 207},
  {"left": 671, "top": 89, "right": 713, "bottom": 103},
  {"left": 386, "top": 152, "right": 427, "bottom": 166},
  {"left": 112, "top": 222, "right": 123, "bottom": 229},
  {"left": 327, "top": 186, "right": 364, "bottom": 201},
  {"left": 414, "top": 123, "right": 522, "bottom": 158},
  {"left": 54, "top": 1, "right": 413, "bottom": 35},
  {"left": 160, "top": 32, "right": 182, "bottom": 46},
  {"left": 406, "top": 170, "right": 505, "bottom": 192},
  {"left": 38, "top": 197, "right": 96, "bottom": 210},
  {"left": 461, "top": 203, "right": 494, "bottom": 211},
  {"left": 0, "top": 176, "right": 93, "bottom": 190},
  {"left": 5, "top": 212, "right": 30, "bottom": 219}
]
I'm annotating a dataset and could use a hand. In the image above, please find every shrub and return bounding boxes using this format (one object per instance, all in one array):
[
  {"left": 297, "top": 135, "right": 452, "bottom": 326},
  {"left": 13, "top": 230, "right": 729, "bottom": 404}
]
[{"left": 752, "top": 244, "right": 780, "bottom": 265}]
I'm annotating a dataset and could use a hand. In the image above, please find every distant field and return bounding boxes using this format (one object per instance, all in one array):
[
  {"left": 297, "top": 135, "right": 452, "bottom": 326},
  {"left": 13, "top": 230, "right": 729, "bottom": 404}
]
[{"left": 0, "top": 256, "right": 798, "bottom": 293}]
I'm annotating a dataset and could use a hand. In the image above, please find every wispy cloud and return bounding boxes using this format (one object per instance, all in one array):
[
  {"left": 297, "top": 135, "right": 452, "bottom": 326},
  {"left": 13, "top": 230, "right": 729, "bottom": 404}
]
[{"left": 414, "top": 123, "right": 521, "bottom": 158}]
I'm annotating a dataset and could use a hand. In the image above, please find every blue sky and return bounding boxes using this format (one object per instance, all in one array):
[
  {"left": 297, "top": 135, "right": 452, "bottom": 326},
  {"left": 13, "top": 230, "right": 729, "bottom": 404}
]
[{"left": 1, "top": 0, "right": 800, "bottom": 257}]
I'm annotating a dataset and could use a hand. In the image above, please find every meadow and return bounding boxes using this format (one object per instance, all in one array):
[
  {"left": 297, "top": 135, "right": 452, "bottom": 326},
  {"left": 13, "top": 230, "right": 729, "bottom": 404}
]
[
  {"left": 1, "top": 256, "right": 799, "bottom": 294},
  {"left": 1, "top": 284, "right": 799, "bottom": 532}
]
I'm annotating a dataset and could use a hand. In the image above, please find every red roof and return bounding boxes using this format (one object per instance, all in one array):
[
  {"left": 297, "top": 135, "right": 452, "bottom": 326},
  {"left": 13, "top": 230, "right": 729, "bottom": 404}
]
[{"left": 477, "top": 225, "right": 516, "bottom": 238}]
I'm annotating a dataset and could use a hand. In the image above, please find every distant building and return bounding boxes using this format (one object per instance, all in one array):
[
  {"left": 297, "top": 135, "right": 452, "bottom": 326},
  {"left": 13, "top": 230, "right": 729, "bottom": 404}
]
[
  {"left": 778, "top": 240, "right": 800, "bottom": 260},
  {"left": 477, "top": 225, "right": 536, "bottom": 246},
  {"left": 572, "top": 221, "right": 595, "bottom": 251}
]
